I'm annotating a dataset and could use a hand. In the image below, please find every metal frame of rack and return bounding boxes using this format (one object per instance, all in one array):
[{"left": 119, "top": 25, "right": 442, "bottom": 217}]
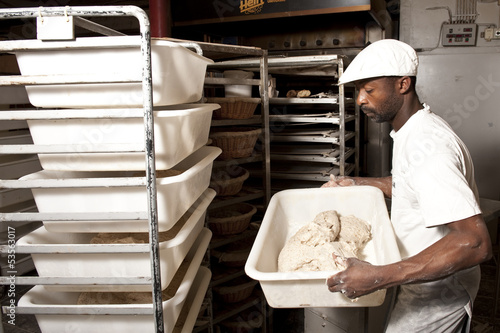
[
  {"left": 182, "top": 40, "right": 270, "bottom": 333},
  {"left": 267, "top": 55, "right": 358, "bottom": 182},
  {"left": 214, "top": 54, "right": 359, "bottom": 185},
  {"left": 0, "top": 5, "right": 167, "bottom": 332},
  {"left": 0, "top": 9, "right": 272, "bottom": 332},
  {"left": 201, "top": 43, "right": 271, "bottom": 206}
]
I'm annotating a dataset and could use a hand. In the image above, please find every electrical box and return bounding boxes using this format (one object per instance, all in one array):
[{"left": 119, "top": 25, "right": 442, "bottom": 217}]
[{"left": 442, "top": 23, "right": 477, "bottom": 46}]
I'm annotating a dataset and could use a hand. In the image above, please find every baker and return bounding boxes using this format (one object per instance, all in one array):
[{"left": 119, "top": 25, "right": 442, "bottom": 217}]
[{"left": 322, "top": 39, "right": 492, "bottom": 332}]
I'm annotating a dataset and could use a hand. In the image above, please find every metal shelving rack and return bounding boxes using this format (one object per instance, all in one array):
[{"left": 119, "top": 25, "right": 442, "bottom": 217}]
[
  {"left": 214, "top": 54, "right": 358, "bottom": 188},
  {"left": 201, "top": 43, "right": 271, "bottom": 207},
  {"left": 267, "top": 55, "right": 358, "bottom": 185},
  {"left": 0, "top": 6, "right": 173, "bottom": 332},
  {"left": 176, "top": 41, "right": 270, "bottom": 332}
]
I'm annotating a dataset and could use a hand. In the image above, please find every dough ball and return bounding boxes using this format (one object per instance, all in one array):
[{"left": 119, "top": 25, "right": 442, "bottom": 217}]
[
  {"left": 277, "top": 211, "right": 372, "bottom": 273},
  {"left": 278, "top": 241, "right": 339, "bottom": 272},
  {"left": 338, "top": 215, "right": 371, "bottom": 251},
  {"left": 312, "top": 210, "right": 341, "bottom": 241}
]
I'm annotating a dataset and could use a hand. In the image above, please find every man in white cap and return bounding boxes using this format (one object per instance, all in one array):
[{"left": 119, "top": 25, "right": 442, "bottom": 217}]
[{"left": 323, "top": 39, "right": 492, "bottom": 332}]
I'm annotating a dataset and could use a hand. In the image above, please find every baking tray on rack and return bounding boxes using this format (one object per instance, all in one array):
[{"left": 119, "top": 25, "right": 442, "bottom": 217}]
[
  {"left": 14, "top": 36, "right": 213, "bottom": 108},
  {"left": 27, "top": 103, "right": 219, "bottom": 171},
  {"left": 18, "top": 228, "right": 212, "bottom": 333},
  {"left": 16, "top": 188, "right": 215, "bottom": 292},
  {"left": 20, "top": 146, "right": 221, "bottom": 233}
]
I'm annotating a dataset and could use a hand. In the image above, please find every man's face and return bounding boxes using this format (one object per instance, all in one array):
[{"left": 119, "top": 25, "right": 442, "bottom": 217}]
[{"left": 354, "top": 77, "right": 403, "bottom": 123}]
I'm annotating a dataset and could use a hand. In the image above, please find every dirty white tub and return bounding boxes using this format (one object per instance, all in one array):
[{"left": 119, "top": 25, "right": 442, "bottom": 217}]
[
  {"left": 20, "top": 146, "right": 221, "bottom": 233},
  {"left": 245, "top": 186, "right": 401, "bottom": 308},
  {"left": 27, "top": 103, "right": 219, "bottom": 171},
  {"left": 17, "top": 228, "right": 212, "bottom": 333},
  {"left": 15, "top": 36, "right": 213, "bottom": 108},
  {"left": 16, "top": 188, "right": 215, "bottom": 292}
]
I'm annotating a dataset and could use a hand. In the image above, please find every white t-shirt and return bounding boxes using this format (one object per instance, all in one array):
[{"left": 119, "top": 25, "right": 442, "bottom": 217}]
[
  {"left": 390, "top": 104, "right": 481, "bottom": 259},
  {"left": 386, "top": 104, "right": 482, "bottom": 332}
]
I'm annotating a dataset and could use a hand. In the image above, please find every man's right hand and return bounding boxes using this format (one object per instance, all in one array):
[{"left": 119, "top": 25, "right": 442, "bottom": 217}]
[{"left": 321, "top": 174, "right": 356, "bottom": 188}]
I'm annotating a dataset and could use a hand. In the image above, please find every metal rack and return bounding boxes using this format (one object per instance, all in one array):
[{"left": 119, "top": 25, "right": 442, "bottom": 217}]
[
  {"left": 215, "top": 54, "right": 359, "bottom": 188},
  {"left": 0, "top": 6, "right": 169, "bottom": 332},
  {"left": 201, "top": 42, "right": 271, "bottom": 206},
  {"left": 265, "top": 54, "right": 359, "bottom": 184},
  {"left": 186, "top": 40, "right": 270, "bottom": 333}
]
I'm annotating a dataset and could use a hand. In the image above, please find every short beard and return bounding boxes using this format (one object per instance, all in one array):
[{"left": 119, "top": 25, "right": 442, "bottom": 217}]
[
  {"left": 362, "top": 90, "right": 402, "bottom": 123},
  {"left": 361, "top": 105, "right": 396, "bottom": 123}
]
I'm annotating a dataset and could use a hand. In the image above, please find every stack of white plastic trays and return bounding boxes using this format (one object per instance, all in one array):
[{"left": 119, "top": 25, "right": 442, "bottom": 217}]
[{"left": 11, "top": 26, "right": 220, "bottom": 332}]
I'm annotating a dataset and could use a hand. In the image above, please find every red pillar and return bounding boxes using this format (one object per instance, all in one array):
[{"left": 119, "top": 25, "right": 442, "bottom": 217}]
[{"left": 149, "top": 0, "right": 171, "bottom": 37}]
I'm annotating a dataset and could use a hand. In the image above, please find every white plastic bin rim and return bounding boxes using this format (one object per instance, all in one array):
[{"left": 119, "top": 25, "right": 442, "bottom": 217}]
[{"left": 245, "top": 186, "right": 400, "bottom": 281}]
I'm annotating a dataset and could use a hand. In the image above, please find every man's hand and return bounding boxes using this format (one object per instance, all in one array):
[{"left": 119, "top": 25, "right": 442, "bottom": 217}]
[
  {"left": 321, "top": 174, "right": 356, "bottom": 188},
  {"left": 321, "top": 175, "right": 393, "bottom": 198},
  {"left": 327, "top": 214, "right": 493, "bottom": 299},
  {"left": 326, "top": 255, "right": 383, "bottom": 299}
]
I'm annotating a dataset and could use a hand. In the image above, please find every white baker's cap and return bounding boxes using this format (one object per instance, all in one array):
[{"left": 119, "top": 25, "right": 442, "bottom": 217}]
[{"left": 339, "top": 39, "right": 418, "bottom": 85}]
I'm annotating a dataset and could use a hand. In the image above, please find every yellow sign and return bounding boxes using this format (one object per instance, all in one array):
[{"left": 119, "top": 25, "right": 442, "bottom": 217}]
[{"left": 240, "top": 0, "right": 265, "bottom": 14}]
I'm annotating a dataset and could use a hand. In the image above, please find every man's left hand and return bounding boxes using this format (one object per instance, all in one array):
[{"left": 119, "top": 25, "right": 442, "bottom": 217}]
[{"left": 326, "top": 256, "right": 382, "bottom": 299}]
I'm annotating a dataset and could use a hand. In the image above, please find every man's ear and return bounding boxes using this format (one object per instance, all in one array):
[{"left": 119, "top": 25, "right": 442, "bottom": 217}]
[{"left": 399, "top": 76, "right": 412, "bottom": 94}]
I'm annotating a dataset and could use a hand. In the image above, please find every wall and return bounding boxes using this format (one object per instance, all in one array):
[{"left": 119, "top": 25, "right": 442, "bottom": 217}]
[
  {"left": 400, "top": 0, "right": 500, "bottom": 49},
  {"left": 400, "top": 0, "right": 500, "bottom": 200}
]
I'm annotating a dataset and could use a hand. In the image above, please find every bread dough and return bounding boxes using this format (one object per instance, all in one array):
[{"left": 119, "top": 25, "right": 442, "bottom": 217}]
[
  {"left": 89, "top": 202, "right": 191, "bottom": 245},
  {"left": 336, "top": 215, "right": 372, "bottom": 257},
  {"left": 277, "top": 211, "right": 371, "bottom": 272},
  {"left": 77, "top": 260, "right": 191, "bottom": 305}
]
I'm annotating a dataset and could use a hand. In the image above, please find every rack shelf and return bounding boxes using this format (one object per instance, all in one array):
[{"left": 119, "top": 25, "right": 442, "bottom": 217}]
[
  {"left": 266, "top": 54, "right": 359, "bottom": 185},
  {"left": 195, "top": 41, "right": 270, "bottom": 333}
]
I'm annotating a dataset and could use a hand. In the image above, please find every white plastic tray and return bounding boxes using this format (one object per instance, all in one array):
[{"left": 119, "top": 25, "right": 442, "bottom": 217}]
[
  {"left": 27, "top": 103, "right": 218, "bottom": 171},
  {"left": 18, "top": 228, "right": 212, "bottom": 333},
  {"left": 16, "top": 188, "right": 215, "bottom": 292},
  {"left": 245, "top": 186, "right": 401, "bottom": 308},
  {"left": 15, "top": 36, "right": 213, "bottom": 108},
  {"left": 173, "top": 264, "right": 211, "bottom": 333},
  {"left": 21, "top": 146, "right": 221, "bottom": 232}
]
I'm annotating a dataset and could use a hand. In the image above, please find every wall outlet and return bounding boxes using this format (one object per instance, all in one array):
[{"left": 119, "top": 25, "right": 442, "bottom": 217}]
[{"left": 484, "top": 27, "right": 500, "bottom": 41}]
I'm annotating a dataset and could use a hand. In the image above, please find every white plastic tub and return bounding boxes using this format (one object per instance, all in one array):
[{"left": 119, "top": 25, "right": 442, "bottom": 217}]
[
  {"left": 172, "top": 264, "right": 211, "bottom": 333},
  {"left": 15, "top": 36, "right": 213, "bottom": 108},
  {"left": 245, "top": 186, "right": 401, "bottom": 308},
  {"left": 20, "top": 146, "right": 221, "bottom": 232},
  {"left": 27, "top": 103, "right": 218, "bottom": 171},
  {"left": 17, "top": 229, "right": 212, "bottom": 333},
  {"left": 16, "top": 188, "right": 215, "bottom": 292},
  {"left": 224, "top": 70, "right": 254, "bottom": 97}
]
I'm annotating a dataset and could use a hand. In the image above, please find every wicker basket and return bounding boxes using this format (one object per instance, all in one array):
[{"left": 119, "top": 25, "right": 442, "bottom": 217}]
[
  {"left": 210, "top": 166, "right": 249, "bottom": 196},
  {"left": 211, "top": 239, "right": 253, "bottom": 267},
  {"left": 211, "top": 248, "right": 250, "bottom": 267},
  {"left": 207, "top": 203, "right": 257, "bottom": 235},
  {"left": 209, "top": 127, "right": 261, "bottom": 160},
  {"left": 207, "top": 97, "right": 261, "bottom": 119},
  {"left": 213, "top": 277, "right": 258, "bottom": 303}
]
